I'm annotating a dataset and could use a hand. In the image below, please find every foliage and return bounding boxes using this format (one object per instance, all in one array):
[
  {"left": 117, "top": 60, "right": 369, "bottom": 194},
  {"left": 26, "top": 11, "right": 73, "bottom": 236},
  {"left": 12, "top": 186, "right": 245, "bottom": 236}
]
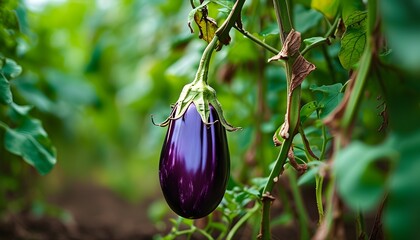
[{"left": 1, "top": 0, "right": 420, "bottom": 239}]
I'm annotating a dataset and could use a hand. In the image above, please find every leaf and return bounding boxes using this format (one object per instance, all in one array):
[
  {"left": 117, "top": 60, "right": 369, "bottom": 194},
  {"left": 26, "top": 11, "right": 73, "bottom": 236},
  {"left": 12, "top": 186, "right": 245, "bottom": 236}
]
[
  {"left": 338, "top": 11, "right": 367, "bottom": 70},
  {"left": 311, "top": 0, "right": 340, "bottom": 19},
  {"left": 4, "top": 105, "right": 57, "bottom": 175},
  {"left": 294, "top": 4, "right": 324, "bottom": 34},
  {"left": 193, "top": 9, "right": 218, "bottom": 44},
  {"left": 380, "top": 0, "right": 420, "bottom": 72},
  {"left": 300, "top": 101, "right": 318, "bottom": 123},
  {"left": 0, "top": 74, "right": 12, "bottom": 105},
  {"left": 187, "top": 0, "right": 210, "bottom": 32},
  {"left": 334, "top": 138, "right": 397, "bottom": 211},
  {"left": 268, "top": 29, "right": 301, "bottom": 61},
  {"left": 310, "top": 83, "right": 343, "bottom": 118},
  {"left": 0, "top": 57, "right": 22, "bottom": 105},
  {"left": 1, "top": 58, "right": 23, "bottom": 79},
  {"left": 291, "top": 55, "right": 316, "bottom": 91},
  {"left": 384, "top": 131, "right": 420, "bottom": 240},
  {"left": 303, "top": 37, "right": 327, "bottom": 48}
]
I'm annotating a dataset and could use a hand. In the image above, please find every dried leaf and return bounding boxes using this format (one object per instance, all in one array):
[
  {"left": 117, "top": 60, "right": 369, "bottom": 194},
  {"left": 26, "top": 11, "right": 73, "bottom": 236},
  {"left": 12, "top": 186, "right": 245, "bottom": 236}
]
[
  {"left": 194, "top": 10, "right": 218, "bottom": 44},
  {"left": 268, "top": 29, "right": 301, "bottom": 62},
  {"left": 291, "top": 55, "right": 316, "bottom": 91}
]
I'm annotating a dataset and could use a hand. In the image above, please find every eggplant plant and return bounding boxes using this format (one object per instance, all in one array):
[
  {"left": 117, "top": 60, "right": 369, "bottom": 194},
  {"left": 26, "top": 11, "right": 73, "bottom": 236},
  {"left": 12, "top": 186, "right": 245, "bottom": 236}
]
[{"left": 155, "top": 0, "right": 420, "bottom": 239}]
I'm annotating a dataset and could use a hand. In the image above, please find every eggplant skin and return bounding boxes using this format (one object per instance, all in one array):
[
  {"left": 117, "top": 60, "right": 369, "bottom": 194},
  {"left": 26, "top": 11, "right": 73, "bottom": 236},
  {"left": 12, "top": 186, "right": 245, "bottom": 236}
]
[{"left": 159, "top": 103, "right": 230, "bottom": 219}]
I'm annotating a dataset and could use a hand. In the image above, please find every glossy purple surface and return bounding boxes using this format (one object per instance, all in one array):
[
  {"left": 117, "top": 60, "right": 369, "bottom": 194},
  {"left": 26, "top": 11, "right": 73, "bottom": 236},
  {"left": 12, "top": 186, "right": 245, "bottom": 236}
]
[{"left": 159, "top": 103, "right": 230, "bottom": 219}]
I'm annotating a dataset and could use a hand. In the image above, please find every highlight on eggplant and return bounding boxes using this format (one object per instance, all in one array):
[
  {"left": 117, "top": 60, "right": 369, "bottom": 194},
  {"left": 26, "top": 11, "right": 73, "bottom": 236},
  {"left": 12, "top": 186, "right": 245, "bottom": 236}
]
[{"left": 158, "top": 103, "right": 230, "bottom": 219}]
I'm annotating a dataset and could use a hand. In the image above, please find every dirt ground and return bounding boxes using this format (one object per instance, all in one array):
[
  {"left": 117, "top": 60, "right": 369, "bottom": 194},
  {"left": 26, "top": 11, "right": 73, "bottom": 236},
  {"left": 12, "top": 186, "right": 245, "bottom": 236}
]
[
  {"left": 0, "top": 180, "right": 379, "bottom": 240},
  {"left": 0, "top": 183, "right": 158, "bottom": 240}
]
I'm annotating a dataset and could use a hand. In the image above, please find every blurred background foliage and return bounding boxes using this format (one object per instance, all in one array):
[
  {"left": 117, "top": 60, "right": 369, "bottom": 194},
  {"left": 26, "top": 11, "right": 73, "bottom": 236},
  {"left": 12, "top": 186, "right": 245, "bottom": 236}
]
[{"left": 1, "top": 0, "right": 420, "bottom": 239}]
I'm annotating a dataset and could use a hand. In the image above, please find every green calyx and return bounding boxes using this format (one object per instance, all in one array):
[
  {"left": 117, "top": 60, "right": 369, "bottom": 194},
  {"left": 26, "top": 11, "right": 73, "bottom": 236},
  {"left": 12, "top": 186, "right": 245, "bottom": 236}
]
[{"left": 155, "top": 36, "right": 240, "bottom": 132}]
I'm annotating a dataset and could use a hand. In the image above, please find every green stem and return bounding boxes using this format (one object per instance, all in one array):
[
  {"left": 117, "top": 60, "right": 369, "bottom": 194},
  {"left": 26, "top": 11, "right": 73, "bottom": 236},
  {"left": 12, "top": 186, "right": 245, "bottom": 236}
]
[
  {"left": 315, "top": 175, "right": 324, "bottom": 223},
  {"left": 226, "top": 203, "right": 260, "bottom": 240},
  {"left": 216, "top": 0, "right": 246, "bottom": 44},
  {"left": 273, "top": 0, "right": 292, "bottom": 42},
  {"left": 0, "top": 121, "right": 8, "bottom": 130},
  {"left": 192, "top": 36, "right": 219, "bottom": 85},
  {"left": 258, "top": 1, "right": 298, "bottom": 239},
  {"left": 341, "top": 0, "right": 376, "bottom": 130},
  {"left": 289, "top": 170, "right": 310, "bottom": 240},
  {"left": 341, "top": 44, "right": 372, "bottom": 130},
  {"left": 234, "top": 26, "right": 280, "bottom": 54},
  {"left": 300, "top": 15, "right": 340, "bottom": 56},
  {"left": 356, "top": 211, "right": 366, "bottom": 240}
]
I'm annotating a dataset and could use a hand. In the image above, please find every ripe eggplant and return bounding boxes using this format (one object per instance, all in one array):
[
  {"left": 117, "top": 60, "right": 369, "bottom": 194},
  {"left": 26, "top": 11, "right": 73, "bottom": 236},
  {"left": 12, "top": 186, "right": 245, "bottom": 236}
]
[{"left": 159, "top": 103, "right": 230, "bottom": 219}]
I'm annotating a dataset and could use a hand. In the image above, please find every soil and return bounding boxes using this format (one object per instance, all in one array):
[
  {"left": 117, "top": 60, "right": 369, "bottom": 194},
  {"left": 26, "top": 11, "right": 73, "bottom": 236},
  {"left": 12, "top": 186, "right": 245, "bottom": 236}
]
[
  {"left": 0, "top": 179, "right": 379, "bottom": 240},
  {"left": 0, "top": 182, "right": 159, "bottom": 240}
]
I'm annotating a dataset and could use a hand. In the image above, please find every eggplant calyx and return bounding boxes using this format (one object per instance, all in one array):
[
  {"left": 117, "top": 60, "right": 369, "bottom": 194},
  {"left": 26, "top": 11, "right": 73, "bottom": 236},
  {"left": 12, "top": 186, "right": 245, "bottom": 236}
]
[{"left": 154, "top": 81, "right": 241, "bottom": 132}]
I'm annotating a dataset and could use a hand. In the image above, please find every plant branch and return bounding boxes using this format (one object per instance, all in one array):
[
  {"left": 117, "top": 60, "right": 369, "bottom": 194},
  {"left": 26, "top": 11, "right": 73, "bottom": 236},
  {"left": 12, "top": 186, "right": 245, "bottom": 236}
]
[
  {"left": 191, "top": 35, "right": 219, "bottom": 85},
  {"left": 289, "top": 170, "right": 310, "bottom": 240},
  {"left": 234, "top": 25, "right": 280, "bottom": 55},
  {"left": 301, "top": 15, "right": 340, "bottom": 56},
  {"left": 215, "top": 0, "right": 246, "bottom": 44}
]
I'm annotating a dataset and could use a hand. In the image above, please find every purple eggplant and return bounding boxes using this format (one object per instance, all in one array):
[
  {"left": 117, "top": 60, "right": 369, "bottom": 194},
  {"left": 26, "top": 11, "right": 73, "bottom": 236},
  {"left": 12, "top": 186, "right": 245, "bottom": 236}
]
[{"left": 159, "top": 103, "right": 230, "bottom": 219}]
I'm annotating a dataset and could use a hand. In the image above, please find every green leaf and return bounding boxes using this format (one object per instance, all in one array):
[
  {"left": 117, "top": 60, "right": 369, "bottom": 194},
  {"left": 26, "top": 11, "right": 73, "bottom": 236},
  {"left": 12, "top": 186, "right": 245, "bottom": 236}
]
[
  {"left": 0, "top": 57, "right": 22, "bottom": 105},
  {"left": 381, "top": 0, "right": 420, "bottom": 72},
  {"left": 338, "top": 11, "right": 367, "bottom": 70},
  {"left": 311, "top": 0, "right": 339, "bottom": 19},
  {"left": 384, "top": 131, "right": 420, "bottom": 240},
  {"left": 298, "top": 161, "right": 325, "bottom": 186},
  {"left": 342, "top": 0, "right": 364, "bottom": 21},
  {"left": 1, "top": 58, "right": 23, "bottom": 79},
  {"left": 303, "top": 37, "right": 327, "bottom": 47},
  {"left": 300, "top": 101, "right": 318, "bottom": 123},
  {"left": 294, "top": 4, "right": 324, "bottom": 34},
  {"left": 4, "top": 105, "right": 57, "bottom": 175},
  {"left": 334, "top": 138, "right": 397, "bottom": 211},
  {"left": 0, "top": 74, "right": 12, "bottom": 105},
  {"left": 310, "top": 83, "right": 343, "bottom": 118}
]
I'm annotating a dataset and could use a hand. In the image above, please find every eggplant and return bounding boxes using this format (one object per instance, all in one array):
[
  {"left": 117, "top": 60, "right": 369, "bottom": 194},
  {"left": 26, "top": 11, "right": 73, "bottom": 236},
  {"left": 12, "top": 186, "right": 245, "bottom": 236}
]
[{"left": 159, "top": 103, "right": 230, "bottom": 219}]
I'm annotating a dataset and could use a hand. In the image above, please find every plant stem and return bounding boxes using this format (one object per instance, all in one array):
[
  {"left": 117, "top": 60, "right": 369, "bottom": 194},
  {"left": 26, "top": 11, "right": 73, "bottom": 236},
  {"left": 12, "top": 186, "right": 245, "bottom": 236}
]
[
  {"left": 356, "top": 211, "right": 366, "bottom": 240},
  {"left": 315, "top": 175, "right": 324, "bottom": 223},
  {"left": 341, "top": 0, "right": 377, "bottom": 131},
  {"left": 258, "top": 0, "right": 298, "bottom": 239},
  {"left": 234, "top": 26, "right": 280, "bottom": 55},
  {"left": 192, "top": 36, "right": 219, "bottom": 85},
  {"left": 216, "top": 0, "right": 246, "bottom": 44},
  {"left": 0, "top": 121, "right": 9, "bottom": 130},
  {"left": 288, "top": 170, "right": 310, "bottom": 240},
  {"left": 272, "top": 0, "right": 292, "bottom": 42},
  {"left": 300, "top": 15, "right": 340, "bottom": 56}
]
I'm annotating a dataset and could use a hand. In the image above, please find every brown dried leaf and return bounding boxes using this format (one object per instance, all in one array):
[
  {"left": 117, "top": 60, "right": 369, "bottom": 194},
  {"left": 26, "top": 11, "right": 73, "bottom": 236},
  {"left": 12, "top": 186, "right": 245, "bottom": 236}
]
[
  {"left": 291, "top": 55, "right": 316, "bottom": 91},
  {"left": 268, "top": 29, "right": 302, "bottom": 62}
]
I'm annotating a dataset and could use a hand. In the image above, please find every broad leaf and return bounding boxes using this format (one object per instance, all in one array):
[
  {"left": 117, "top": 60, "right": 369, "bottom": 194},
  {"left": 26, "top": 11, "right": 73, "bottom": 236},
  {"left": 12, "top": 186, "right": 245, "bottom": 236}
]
[
  {"left": 294, "top": 4, "right": 323, "bottom": 34},
  {"left": 303, "top": 37, "right": 326, "bottom": 48},
  {"left": 193, "top": 9, "right": 218, "bottom": 44},
  {"left": 0, "top": 58, "right": 22, "bottom": 105},
  {"left": 334, "top": 138, "right": 397, "bottom": 211},
  {"left": 381, "top": 0, "right": 420, "bottom": 71},
  {"left": 310, "top": 83, "right": 343, "bottom": 118},
  {"left": 311, "top": 0, "right": 339, "bottom": 19},
  {"left": 4, "top": 105, "right": 57, "bottom": 175},
  {"left": 384, "top": 131, "right": 420, "bottom": 240},
  {"left": 338, "top": 11, "right": 367, "bottom": 70},
  {"left": 300, "top": 101, "right": 318, "bottom": 123},
  {"left": 0, "top": 75, "right": 12, "bottom": 105},
  {"left": 1, "top": 58, "right": 22, "bottom": 79}
]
